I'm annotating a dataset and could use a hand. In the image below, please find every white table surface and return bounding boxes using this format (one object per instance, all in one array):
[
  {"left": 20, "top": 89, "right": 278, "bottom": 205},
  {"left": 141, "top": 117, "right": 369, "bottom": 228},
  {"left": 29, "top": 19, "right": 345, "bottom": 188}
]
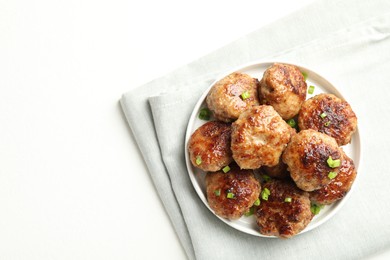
[{"left": 9, "top": 0, "right": 390, "bottom": 259}]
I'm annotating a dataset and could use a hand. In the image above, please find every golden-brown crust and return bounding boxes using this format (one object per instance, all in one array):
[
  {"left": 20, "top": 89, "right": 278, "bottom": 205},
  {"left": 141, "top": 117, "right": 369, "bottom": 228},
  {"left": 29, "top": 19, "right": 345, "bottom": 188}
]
[
  {"left": 298, "top": 93, "right": 357, "bottom": 146},
  {"left": 256, "top": 180, "right": 313, "bottom": 238},
  {"left": 206, "top": 165, "right": 261, "bottom": 220},
  {"left": 259, "top": 63, "right": 307, "bottom": 120},
  {"left": 231, "top": 105, "right": 292, "bottom": 169},
  {"left": 188, "top": 121, "right": 232, "bottom": 172},
  {"left": 206, "top": 72, "right": 260, "bottom": 122},
  {"left": 282, "top": 129, "right": 343, "bottom": 191},
  {"left": 310, "top": 151, "right": 357, "bottom": 205}
]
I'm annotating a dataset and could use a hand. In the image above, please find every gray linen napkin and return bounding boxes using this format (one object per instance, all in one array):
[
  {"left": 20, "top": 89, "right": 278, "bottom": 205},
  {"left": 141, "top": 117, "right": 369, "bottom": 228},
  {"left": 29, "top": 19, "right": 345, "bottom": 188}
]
[{"left": 121, "top": 0, "right": 390, "bottom": 259}]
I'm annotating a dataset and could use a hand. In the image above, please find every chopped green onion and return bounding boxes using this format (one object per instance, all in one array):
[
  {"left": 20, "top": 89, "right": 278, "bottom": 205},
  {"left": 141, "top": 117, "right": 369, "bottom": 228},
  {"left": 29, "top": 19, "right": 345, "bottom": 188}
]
[
  {"left": 284, "top": 197, "right": 292, "bottom": 203},
  {"left": 320, "top": 112, "right": 327, "bottom": 118},
  {"left": 301, "top": 71, "right": 308, "bottom": 80},
  {"left": 308, "top": 85, "right": 315, "bottom": 94},
  {"left": 244, "top": 207, "right": 255, "bottom": 217},
  {"left": 254, "top": 198, "right": 261, "bottom": 206},
  {"left": 261, "top": 174, "right": 271, "bottom": 182},
  {"left": 327, "top": 156, "right": 341, "bottom": 168},
  {"left": 222, "top": 165, "right": 231, "bottom": 173},
  {"left": 324, "top": 121, "right": 331, "bottom": 127},
  {"left": 241, "top": 91, "right": 250, "bottom": 100},
  {"left": 214, "top": 189, "right": 221, "bottom": 196},
  {"left": 310, "top": 203, "right": 324, "bottom": 215},
  {"left": 261, "top": 188, "right": 271, "bottom": 201},
  {"left": 328, "top": 171, "right": 338, "bottom": 179},
  {"left": 226, "top": 192, "right": 235, "bottom": 199},
  {"left": 195, "top": 156, "right": 202, "bottom": 165},
  {"left": 198, "top": 108, "right": 211, "bottom": 120},
  {"left": 287, "top": 118, "right": 296, "bottom": 128}
]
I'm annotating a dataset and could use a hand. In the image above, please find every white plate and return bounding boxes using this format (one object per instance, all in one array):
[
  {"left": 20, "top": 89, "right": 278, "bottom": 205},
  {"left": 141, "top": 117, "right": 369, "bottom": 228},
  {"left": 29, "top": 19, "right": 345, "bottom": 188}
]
[{"left": 184, "top": 61, "right": 361, "bottom": 237}]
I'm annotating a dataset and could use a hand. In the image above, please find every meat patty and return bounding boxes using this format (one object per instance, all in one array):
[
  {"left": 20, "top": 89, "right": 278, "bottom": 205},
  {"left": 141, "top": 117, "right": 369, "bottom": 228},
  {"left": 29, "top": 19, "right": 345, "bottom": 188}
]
[
  {"left": 298, "top": 93, "right": 357, "bottom": 146},
  {"left": 231, "top": 105, "right": 292, "bottom": 169},
  {"left": 206, "top": 72, "right": 260, "bottom": 122},
  {"left": 259, "top": 63, "right": 307, "bottom": 120},
  {"left": 262, "top": 158, "right": 290, "bottom": 179},
  {"left": 206, "top": 165, "right": 261, "bottom": 220},
  {"left": 282, "top": 129, "right": 343, "bottom": 191},
  {"left": 310, "top": 151, "right": 357, "bottom": 205},
  {"left": 188, "top": 121, "right": 232, "bottom": 172},
  {"left": 256, "top": 180, "right": 313, "bottom": 238}
]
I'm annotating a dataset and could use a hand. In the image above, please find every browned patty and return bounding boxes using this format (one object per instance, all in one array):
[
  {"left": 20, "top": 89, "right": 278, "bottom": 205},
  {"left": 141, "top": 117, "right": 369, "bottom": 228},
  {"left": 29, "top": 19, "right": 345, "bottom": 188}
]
[
  {"left": 282, "top": 129, "right": 343, "bottom": 191},
  {"left": 206, "top": 72, "right": 260, "bottom": 122},
  {"left": 298, "top": 93, "right": 357, "bottom": 146},
  {"left": 310, "top": 151, "right": 357, "bottom": 205},
  {"left": 188, "top": 121, "right": 232, "bottom": 172},
  {"left": 231, "top": 105, "right": 292, "bottom": 169},
  {"left": 256, "top": 180, "right": 313, "bottom": 238},
  {"left": 262, "top": 158, "right": 290, "bottom": 179},
  {"left": 206, "top": 165, "right": 261, "bottom": 220},
  {"left": 259, "top": 63, "right": 307, "bottom": 120}
]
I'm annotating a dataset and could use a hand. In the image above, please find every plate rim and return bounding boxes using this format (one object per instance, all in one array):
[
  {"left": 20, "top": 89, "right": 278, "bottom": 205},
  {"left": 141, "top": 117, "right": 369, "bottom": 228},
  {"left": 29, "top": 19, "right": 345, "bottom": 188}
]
[{"left": 184, "top": 60, "right": 361, "bottom": 238}]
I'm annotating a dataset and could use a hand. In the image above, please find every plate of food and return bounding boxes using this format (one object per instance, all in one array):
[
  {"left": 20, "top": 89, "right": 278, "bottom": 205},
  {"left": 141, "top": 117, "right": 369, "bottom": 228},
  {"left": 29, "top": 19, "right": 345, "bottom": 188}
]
[{"left": 184, "top": 61, "right": 360, "bottom": 238}]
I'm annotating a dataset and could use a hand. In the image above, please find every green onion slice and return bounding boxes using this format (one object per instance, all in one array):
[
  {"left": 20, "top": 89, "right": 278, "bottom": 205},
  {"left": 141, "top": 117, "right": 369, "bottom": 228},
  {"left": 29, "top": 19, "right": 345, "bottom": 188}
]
[
  {"left": 310, "top": 203, "right": 324, "bottom": 215},
  {"left": 284, "top": 197, "right": 292, "bottom": 203},
  {"left": 198, "top": 108, "right": 211, "bottom": 120},
  {"left": 324, "top": 121, "right": 331, "bottom": 127},
  {"left": 261, "top": 174, "right": 271, "bottom": 182},
  {"left": 328, "top": 171, "right": 338, "bottom": 179},
  {"left": 214, "top": 189, "right": 221, "bottom": 196},
  {"left": 308, "top": 85, "right": 315, "bottom": 94},
  {"left": 241, "top": 91, "right": 250, "bottom": 100},
  {"left": 287, "top": 118, "right": 296, "bottom": 128},
  {"left": 226, "top": 192, "right": 235, "bottom": 199},
  {"left": 320, "top": 112, "right": 327, "bottom": 118},
  {"left": 195, "top": 156, "right": 202, "bottom": 165},
  {"left": 327, "top": 156, "right": 341, "bottom": 168},
  {"left": 244, "top": 207, "right": 255, "bottom": 217},
  {"left": 222, "top": 165, "right": 231, "bottom": 173},
  {"left": 261, "top": 188, "right": 270, "bottom": 201},
  {"left": 301, "top": 71, "right": 308, "bottom": 80},
  {"left": 254, "top": 198, "right": 260, "bottom": 206}
]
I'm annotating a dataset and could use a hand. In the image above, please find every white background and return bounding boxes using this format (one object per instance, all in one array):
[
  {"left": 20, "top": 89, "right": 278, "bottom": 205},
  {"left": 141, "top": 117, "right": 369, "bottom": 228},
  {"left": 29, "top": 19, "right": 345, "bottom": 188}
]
[{"left": 6, "top": 0, "right": 377, "bottom": 259}]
